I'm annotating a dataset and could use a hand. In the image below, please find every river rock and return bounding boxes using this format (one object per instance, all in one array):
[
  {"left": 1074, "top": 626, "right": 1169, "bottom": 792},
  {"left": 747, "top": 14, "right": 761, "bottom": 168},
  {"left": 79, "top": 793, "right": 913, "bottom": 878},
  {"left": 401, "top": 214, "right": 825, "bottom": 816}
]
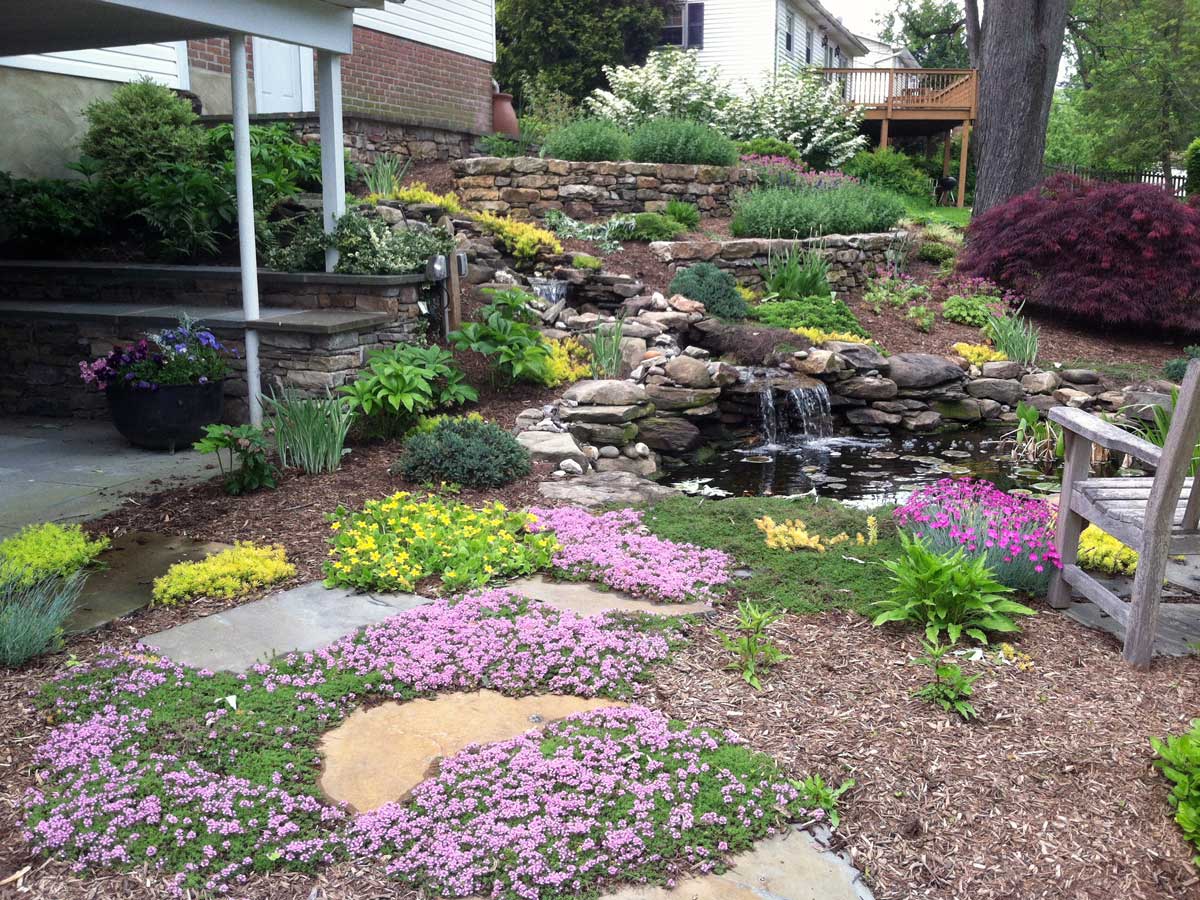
[
  {"left": 637, "top": 416, "right": 702, "bottom": 453},
  {"left": 537, "top": 470, "right": 679, "bottom": 507},
  {"left": 1062, "top": 368, "right": 1101, "bottom": 385},
  {"left": 835, "top": 376, "right": 898, "bottom": 401},
  {"left": 1021, "top": 371, "right": 1060, "bottom": 394},
  {"left": 611, "top": 321, "right": 663, "bottom": 340},
  {"left": 638, "top": 310, "right": 692, "bottom": 330},
  {"left": 846, "top": 407, "right": 902, "bottom": 427},
  {"left": 645, "top": 384, "right": 722, "bottom": 411},
  {"left": 981, "top": 360, "right": 1024, "bottom": 380},
  {"left": 598, "top": 445, "right": 621, "bottom": 459},
  {"left": 563, "top": 380, "right": 647, "bottom": 406},
  {"left": 965, "top": 378, "right": 1023, "bottom": 406},
  {"left": 561, "top": 403, "right": 653, "bottom": 424},
  {"left": 932, "top": 398, "right": 983, "bottom": 422},
  {"left": 558, "top": 458, "right": 584, "bottom": 475},
  {"left": 517, "top": 431, "right": 587, "bottom": 468},
  {"left": 665, "top": 354, "right": 714, "bottom": 389},
  {"left": 823, "top": 341, "right": 888, "bottom": 372},
  {"left": 887, "top": 353, "right": 965, "bottom": 389}
]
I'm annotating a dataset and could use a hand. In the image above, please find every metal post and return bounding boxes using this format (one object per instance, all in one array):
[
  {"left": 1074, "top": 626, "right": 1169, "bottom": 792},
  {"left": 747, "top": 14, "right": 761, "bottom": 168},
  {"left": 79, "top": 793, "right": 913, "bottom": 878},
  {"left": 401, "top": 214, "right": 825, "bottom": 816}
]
[
  {"left": 318, "top": 50, "right": 345, "bottom": 273},
  {"left": 230, "top": 33, "right": 262, "bottom": 426}
]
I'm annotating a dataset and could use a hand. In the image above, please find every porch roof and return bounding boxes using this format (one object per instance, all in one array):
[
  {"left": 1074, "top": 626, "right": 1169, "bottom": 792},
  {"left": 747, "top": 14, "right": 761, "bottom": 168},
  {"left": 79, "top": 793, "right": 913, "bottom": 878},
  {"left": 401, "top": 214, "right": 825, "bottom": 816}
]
[{"left": 0, "top": 0, "right": 383, "bottom": 57}]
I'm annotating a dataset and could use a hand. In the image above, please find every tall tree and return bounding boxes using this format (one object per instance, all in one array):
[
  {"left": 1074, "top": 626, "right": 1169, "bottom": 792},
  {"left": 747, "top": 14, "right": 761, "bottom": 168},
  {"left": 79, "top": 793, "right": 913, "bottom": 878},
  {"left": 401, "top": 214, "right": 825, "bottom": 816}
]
[
  {"left": 495, "top": 0, "right": 671, "bottom": 106},
  {"left": 877, "top": 0, "right": 971, "bottom": 68},
  {"left": 966, "top": 0, "right": 1071, "bottom": 213}
]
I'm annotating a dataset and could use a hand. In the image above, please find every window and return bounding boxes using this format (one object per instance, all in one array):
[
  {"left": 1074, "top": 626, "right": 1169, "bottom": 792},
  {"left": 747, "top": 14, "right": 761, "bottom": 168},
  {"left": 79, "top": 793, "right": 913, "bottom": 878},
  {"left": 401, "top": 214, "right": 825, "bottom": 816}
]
[
  {"left": 785, "top": 12, "right": 795, "bottom": 54},
  {"left": 661, "top": 2, "right": 704, "bottom": 49},
  {"left": 805, "top": 27, "right": 813, "bottom": 64}
]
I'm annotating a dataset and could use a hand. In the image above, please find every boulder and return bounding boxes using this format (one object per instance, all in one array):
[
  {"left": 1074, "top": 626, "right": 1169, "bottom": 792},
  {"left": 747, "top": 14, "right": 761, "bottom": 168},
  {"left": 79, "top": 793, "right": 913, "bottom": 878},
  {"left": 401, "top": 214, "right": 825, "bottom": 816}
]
[
  {"left": 1053, "top": 387, "right": 1094, "bottom": 408},
  {"left": 668, "top": 294, "right": 706, "bottom": 314},
  {"left": 981, "top": 360, "right": 1024, "bottom": 380},
  {"left": 1123, "top": 390, "right": 1173, "bottom": 422},
  {"left": 637, "top": 416, "right": 702, "bottom": 453},
  {"left": 563, "top": 380, "right": 647, "bottom": 406},
  {"left": 595, "top": 455, "right": 659, "bottom": 477},
  {"left": 835, "top": 376, "right": 898, "bottom": 401},
  {"left": 846, "top": 407, "right": 902, "bottom": 427},
  {"left": 644, "top": 384, "right": 722, "bottom": 411},
  {"left": 664, "top": 354, "right": 714, "bottom": 389},
  {"left": 795, "top": 349, "right": 847, "bottom": 376},
  {"left": 618, "top": 337, "right": 648, "bottom": 376},
  {"left": 931, "top": 398, "right": 983, "bottom": 422},
  {"left": 611, "top": 320, "right": 663, "bottom": 340},
  {"left": 1062, "top": 368, "right": 1101, "bottom": 385},
  {"left": 977, "top": 398, "right": 1003, "bottom": 419},
  {"left": 537, "top": 470, "right": 679, "bottom": 507},
  {"left": 1021, "top": 371, "right": 1061, "bottom": 394},
  {"left": 517, "top": 431, "right": 587, "bottom": 468},
  {"left": 558, "top": 459, "right": 584, "bottom": 475},
  {"left": 902, "top": 410, "right": 942, "bottom": 432},
  {"left": 823, "top": 341, "right": 888, "bottom": 372},
  {"left": 598, "top": 445, "right": 621, "bottom": 459},
  {"left": 561, "top": 403, "right": 653, "bottom": 424},
  {"left": 567, "top": 421, "right": 638, "bottom": 446},
  {"left": 638, "top": 310, "right": 692, "bottom": 331},
  {"left": 886, "top": 353, "right": 965, "bottom": 389},
  {"left": 712, "top": 362, "right": 741, "bottom": 387},
  {"left": 965, "top": 378, "right": 1023, "bottom": 406}
]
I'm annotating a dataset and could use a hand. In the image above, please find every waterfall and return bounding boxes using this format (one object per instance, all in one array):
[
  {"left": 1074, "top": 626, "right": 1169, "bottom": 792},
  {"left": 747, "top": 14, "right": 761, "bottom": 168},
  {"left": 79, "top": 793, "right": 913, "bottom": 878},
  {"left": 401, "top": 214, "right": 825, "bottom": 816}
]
[
  {"left": 787, "top": 384, "right": 833, "bottom": 440},
  {"left": 527, "top": 277, "right": 569, "bottom": 305},
  {"left": 758, "top": 387, "right": 780, "bottom": 448}
]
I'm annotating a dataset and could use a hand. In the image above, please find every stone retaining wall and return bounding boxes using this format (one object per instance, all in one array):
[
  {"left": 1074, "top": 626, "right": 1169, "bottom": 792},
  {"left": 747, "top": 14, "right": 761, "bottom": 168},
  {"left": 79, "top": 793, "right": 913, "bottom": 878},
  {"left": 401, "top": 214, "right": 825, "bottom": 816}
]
[
  {"left": 451, "top": 157, "right": 754, "bottom": 219},
  {"left": 650, "top": 233, "right": 902, "bottom": 294}
]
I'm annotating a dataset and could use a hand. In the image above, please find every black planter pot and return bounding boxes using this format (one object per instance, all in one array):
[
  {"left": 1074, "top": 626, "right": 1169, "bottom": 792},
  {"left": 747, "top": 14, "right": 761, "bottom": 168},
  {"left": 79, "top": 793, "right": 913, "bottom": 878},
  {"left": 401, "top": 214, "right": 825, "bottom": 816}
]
[{"left": 106, "top": 381, "right": 225, "bottom": 451}]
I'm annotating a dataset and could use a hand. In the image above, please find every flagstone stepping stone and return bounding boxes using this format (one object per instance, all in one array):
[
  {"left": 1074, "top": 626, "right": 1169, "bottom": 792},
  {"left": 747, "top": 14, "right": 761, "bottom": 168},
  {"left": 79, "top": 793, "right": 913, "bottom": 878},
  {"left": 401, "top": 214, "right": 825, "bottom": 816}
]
[
  {"left": 600, "top": 826, "right": 873, "bottom": 900},
  {"left": 66, "top": 531, "right": 231, "bottom": 634},
  {"left": 319, "top": 691, "right": 626, "bottom": 811},
  {"left": 143, "top": 580, "right": 429, "bottom": 672},
  {"left": 538, "top": 470, "right": 680, "bottom": 508},
  {"left": 505, "top": 574, "right": 711, "bottom": 617}
]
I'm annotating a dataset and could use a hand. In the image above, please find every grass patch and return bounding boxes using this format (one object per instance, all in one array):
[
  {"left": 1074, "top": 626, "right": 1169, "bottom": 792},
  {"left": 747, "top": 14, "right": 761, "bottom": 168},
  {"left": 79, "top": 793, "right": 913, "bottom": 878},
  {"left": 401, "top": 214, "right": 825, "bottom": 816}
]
[
  {"left": 1059, "top": 358, "right": 1163, "bottom": 384},
  {"left": 901, "top": 197, "right": 972, "bottom": 228},
  {"left": 643, "top": 496, "right": 900, "bottom": 614}
]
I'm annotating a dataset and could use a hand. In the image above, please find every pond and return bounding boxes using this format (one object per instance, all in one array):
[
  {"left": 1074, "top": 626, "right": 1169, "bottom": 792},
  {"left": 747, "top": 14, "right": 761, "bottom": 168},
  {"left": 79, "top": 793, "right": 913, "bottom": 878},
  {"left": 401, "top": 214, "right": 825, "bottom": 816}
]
[{"left": 666, "top": 426, "right": 1063, "bottom": 509}]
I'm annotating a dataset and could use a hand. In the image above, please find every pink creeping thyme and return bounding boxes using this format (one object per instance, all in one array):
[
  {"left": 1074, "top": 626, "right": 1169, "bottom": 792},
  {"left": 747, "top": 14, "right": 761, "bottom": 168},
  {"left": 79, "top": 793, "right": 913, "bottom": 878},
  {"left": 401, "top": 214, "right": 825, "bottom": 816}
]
[{"left": 529, "top": 507, "right": 733, "bottom": 603}]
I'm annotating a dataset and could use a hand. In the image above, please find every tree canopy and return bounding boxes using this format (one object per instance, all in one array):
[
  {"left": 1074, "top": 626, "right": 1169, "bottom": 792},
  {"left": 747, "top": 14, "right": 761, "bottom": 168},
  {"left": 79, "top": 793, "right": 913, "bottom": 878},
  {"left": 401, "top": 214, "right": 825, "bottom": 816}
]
[{"left": 877, "top": 0, "right": 971, "bottom": 68}]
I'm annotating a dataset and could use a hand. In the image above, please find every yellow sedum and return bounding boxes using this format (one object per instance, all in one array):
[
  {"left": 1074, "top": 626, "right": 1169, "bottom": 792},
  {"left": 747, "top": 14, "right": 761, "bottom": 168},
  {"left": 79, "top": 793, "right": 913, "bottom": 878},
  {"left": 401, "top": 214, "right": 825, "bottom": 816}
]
[
  {"left": 0, "top": 523, "right": 109, "bottom": 586},
  {"left": 151, "top": 542, "right": 295, "bottom": 606},
  {"left": 792, "top": 325, "right": 871, "bottom": 345},
  {"left": 389, "top": 181, "right": 463, "bottom": 214},
  {"left": 475, "top": 212, "right": 563, "bottom": 268},
  {"left": 545, "top": 337, "right": 593, "bottom": 387},
  {"left": 1077, "top": 525, "right": 1138, "bottom": 575},
  {"left": 952, "top": 342, "right": 1008, "bottom": 367},
  {"left": 756, "top": 514, "right": 877, "bottom": 553}
]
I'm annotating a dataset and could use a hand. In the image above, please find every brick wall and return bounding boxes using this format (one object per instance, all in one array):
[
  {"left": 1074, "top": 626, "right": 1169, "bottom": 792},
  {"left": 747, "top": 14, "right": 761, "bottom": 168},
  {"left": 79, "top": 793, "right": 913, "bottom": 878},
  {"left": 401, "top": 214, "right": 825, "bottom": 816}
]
[{"left": 187, "top": 27, "right": 491, "bottom": 135}]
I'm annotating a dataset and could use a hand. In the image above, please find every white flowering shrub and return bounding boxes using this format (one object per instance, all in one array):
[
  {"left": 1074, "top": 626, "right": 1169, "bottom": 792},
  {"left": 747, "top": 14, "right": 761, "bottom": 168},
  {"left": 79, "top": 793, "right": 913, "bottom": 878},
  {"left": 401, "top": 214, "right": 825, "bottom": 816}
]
[
  {"left": 586, "top": 51, "right": 865, "bottom": 170},
  {"left": 721, "top": 70, "right": 867, "bottom": 169},
  {"left": 586, "top": 49, "right": 733, "bottom": 130}
]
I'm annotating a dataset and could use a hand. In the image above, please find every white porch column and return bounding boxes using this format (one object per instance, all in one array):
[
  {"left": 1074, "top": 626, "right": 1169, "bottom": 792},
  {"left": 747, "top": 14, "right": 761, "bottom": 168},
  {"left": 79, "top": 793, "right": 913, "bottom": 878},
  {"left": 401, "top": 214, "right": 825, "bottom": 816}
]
[
  {"left": 230, "top": 32, "right": 263, "bottom": 426},
  {"left": 317, "top": 50, "right": 345, "bottom": 272}
]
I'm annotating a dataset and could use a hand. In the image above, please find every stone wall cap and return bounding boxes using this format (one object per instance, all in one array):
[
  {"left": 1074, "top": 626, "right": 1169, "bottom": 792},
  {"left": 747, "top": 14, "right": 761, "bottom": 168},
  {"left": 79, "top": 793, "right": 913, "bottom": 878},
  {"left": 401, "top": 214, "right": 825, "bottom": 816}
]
[{"left": 0, "top": 259, "right": 436, "bottom": 287}]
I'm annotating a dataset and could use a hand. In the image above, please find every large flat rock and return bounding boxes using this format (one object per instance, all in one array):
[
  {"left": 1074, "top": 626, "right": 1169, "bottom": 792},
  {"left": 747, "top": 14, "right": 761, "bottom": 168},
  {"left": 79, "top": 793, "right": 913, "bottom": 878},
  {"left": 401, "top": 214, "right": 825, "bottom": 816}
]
[
  {"left": 319, "top": 692, "right": 625, "bottom": 812},
  {"left": 537, "top": 470, "right": 680, "bottom": 507},
  {"left": 143, "top": 581, "right": 429, "bottom": 672},
  {"left": 506, "top": 574, "right": 710, "bottom": 617}
]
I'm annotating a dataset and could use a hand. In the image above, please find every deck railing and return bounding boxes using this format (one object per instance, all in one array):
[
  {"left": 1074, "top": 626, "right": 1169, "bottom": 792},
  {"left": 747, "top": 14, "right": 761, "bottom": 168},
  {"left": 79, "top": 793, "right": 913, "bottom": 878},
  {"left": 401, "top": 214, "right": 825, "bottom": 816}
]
[{"left": 819, "top": 68, "right": 978, "bottom": 118}]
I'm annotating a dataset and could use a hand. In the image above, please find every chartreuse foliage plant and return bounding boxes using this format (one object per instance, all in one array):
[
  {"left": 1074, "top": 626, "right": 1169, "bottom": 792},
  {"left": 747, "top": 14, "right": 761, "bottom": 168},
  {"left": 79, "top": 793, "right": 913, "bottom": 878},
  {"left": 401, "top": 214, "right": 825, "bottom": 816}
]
[
  {"left": 0, "top": 523, "right": 108, "bottom": 586},
  {"left": 545, "top": 336, "right": 594, "bottom": 385},
  {"left": 23, "top": 590, "right": 711, "bottom": 895},
  {"left": 952, "top": 342, "right": 1007, "bottom": 367},
  {"left": 1077, "top": 525, "right": 1139, "bottom": 576},
  {"left": 629, "top": 211, "right": 686, "bottom": 241},
  {"left": 474, "top": 212, "right": 562, "bottom": 268},
  {"left": 750, "top": 295, "right": 867, "bottom": 338},
  {"left": 387, "top": 181, "right": 462, "bottom": 214},
  {"left": 325, "top": 493, "right": 558, "bottom": 592},
  {"left": 1152, "top": 718, "right": 1200, "bottom": 865},
  {"left": 393, "top": 416, "right": 531, "bottom": 489},
  {"left": 151, "top": 542, "right": 295, "bottom": 606},
  {"left": 873, "top": 532, "right": 1035, "bottom": 645}
]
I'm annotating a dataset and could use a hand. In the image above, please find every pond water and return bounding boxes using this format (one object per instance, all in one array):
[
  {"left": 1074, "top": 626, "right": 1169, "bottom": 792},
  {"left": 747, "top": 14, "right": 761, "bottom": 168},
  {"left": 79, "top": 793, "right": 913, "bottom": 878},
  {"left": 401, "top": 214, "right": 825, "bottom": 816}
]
[{"left": 666, "top": 427, "right": 1062, "bottom": 509}]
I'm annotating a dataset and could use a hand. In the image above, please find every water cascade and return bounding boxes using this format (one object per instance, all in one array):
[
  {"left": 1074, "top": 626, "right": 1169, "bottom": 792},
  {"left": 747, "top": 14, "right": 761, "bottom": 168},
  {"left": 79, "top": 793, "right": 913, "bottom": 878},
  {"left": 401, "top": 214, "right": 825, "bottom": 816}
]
[
  {"left": 785, "top": 383, "right": 834, "bottom": 441},
  {"left": 527, "top": 276, "right": 569, "bottom": 306}
]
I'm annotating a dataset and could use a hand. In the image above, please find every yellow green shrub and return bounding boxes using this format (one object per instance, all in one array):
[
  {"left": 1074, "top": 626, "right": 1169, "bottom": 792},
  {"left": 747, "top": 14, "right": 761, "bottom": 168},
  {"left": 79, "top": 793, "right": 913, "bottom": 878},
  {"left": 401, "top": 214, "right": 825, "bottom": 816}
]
[
  {"left": 1077, "top": 525, "right": 1138, "bottom": 575},
  {"left": 325, "top": 493, "right": 559, "bottom": 592},
  {"left": 391, "top": 181, "right": 463, "bottom": 214},
  {"left": 0, "top": 523, "right": 109, "bottom": 586},
  {"left": 952, "top": 342, "right": 1008, "bottom": 367},
  {"left": 475, "top": 212, "right": 563, "bottom": 268},
  {"left": 152, "top": 542, "right": 295, "bottom": 605},
  {"left": 791, "top": 326, "right": 870, "bottom": 345},
  {"left": 736, "top": 284, "right": 759, "bottom": 304},
  {"left": 545, "top": 337, "right": 593, "bottom": 386}
]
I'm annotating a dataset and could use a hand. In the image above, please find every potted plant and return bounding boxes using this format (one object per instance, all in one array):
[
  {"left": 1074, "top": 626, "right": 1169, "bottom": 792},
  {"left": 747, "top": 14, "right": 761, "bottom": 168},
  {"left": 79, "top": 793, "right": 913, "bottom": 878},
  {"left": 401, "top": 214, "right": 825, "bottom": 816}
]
[{"left": 79, "top": 316, "right": 232, "bottom": 451}]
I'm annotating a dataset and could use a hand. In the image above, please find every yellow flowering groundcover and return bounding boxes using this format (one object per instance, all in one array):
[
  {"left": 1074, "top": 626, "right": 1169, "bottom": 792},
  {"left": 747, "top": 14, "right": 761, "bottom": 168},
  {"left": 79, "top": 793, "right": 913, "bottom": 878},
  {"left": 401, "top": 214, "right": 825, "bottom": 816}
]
[
  {"left": 0, "top": 523, "right": 109, "bottom": 586},
  {"left": 324, "top": 492, "right": 559, "bottom": 592},
  {"left": 1077, "top": 524, "right": 1138, "bottom": 575},
  {"left": 151, "top": 542, "right": 295, "bottom": 605}
]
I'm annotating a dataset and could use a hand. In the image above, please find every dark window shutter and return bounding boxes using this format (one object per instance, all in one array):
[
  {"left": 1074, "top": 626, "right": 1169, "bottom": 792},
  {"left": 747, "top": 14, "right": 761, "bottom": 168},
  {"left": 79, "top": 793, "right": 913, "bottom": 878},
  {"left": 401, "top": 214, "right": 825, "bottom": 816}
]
[{"left": 687, "top": 3, "right": 704, "bottom": 49}]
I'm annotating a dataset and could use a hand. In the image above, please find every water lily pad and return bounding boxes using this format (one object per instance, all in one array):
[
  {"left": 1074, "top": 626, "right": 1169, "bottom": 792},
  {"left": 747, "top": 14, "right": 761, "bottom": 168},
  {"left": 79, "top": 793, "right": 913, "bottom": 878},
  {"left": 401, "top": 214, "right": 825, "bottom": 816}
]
[
  {"left": 1030, "top": 481, "right": 1061, "bottom": 493},
  {"left": 935, "top": 463, "right": 971, "bottom": 475},
  {"left": 941, "top": 449, "right": 974, "bottom": 458},
  {"left": 744, "top": 455, "right": 773, "bottom": 464}
]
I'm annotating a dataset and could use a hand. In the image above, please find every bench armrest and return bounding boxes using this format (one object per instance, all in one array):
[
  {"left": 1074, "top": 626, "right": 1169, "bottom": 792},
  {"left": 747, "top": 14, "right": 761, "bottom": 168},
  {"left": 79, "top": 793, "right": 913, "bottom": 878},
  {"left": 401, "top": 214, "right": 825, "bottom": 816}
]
[{"left": 1048, "top": 406, "right": 1162, "bottom": 467}]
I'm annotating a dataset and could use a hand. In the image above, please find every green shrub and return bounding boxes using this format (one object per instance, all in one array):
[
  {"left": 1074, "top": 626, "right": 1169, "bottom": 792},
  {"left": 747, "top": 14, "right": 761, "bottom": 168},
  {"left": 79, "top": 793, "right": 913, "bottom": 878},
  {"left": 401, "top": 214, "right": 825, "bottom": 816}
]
[
  {"left": 339, "top": 344, "right": 478, "bottom": 439},
  {"left": 331, "top": 214, "right": 456, "bottom": 275},
  {"left": 918, "top": 241, "right": 957, "bottom": 264},
  {"left": 0, "top": 173, "right": 106, "bottom": 251},
  {"left": 572, "top": 253, "right": 603, "bottom": 271},
  {"left": 1187, "top": 138, "right": 1200, "bottom": 196},
  {"left": 393, "top": 416, "right": 532, "bottom": 488},
  {"left": 912, "top": 640, "right": 979, "bottom": 720},
  {"left": 669, "top": 263, "right": 747, "bottom": 319},
  {"left": 0, "top": 523, "right": 109, "bottom": 586},
  {"left": 872, "top": 533, "right": 1035, "bottom": 645},
  {"left": 665, "top": 199, "right": 700, "bottom": 230},
  {"left": 449, "top": 287, "right": 555, "bottom": 384},
  {"left": 750, "top": 295, "right": 867, "bottom": 337},
  {"left": 843, "top": 148, "right": 931, "bottom": 199},
  {"left": 629, "top": 119, "right": 737, "bottom": 166},
  {"left": 731, "top": 186, "right": 905, "bottom": 238},
  {"left": 80, "top": 79, "right": 205, "bottom": 188},
  {"left": 1151, "top": 718, "right": 1200, "bottom": 865},
  {"left": 942, "top": 293, "right": 994, "bottom": 326},
  {"left": 193, "top": 424, "right": 279, "bottom": 496},
  {"left": 0, "top": 572, "right": 84, "bottom": 667},
  {"left": 1165, "top": 345, "right": 1200, "bottom": 381},
  {"left": 630, "top": 212, "right": 686, "bottom": 241},
  {"left": 735, "top": 137, "right": 801, "bottom": 162},
  {"left": 541, "top": 119, "right": 630, "bottom": 162}
]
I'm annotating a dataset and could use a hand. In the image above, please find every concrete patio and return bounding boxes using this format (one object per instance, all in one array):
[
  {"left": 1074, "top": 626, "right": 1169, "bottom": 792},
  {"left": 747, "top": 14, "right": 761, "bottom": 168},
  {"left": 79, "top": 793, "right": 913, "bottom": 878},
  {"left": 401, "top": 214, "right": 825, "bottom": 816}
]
[{"left": 0, "top": 416, "right": 216, "bottom": 537}]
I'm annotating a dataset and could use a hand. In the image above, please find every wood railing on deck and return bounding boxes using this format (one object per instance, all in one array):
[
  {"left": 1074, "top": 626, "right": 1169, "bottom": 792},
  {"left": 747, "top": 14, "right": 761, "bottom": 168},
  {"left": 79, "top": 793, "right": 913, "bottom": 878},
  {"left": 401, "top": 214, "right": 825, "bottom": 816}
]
[{"left": 818, "top": 68, "right": 978, "bottom": 119}]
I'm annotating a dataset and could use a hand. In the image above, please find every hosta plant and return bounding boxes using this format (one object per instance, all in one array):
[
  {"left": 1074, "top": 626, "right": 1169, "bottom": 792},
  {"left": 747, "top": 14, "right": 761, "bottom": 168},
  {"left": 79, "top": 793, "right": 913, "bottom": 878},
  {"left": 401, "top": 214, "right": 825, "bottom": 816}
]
[
  {"left": 873, "top": 532, "right": 1035, "bottom": 645},
  {"left": 339, "top": 344, "right": 476, "bottom": 438},
  {"left": 1151, "top": 719, "right": 1200, "bottom": 865},
  {"left": 448, "top": 287, "right": 555, "bottom": 385}
]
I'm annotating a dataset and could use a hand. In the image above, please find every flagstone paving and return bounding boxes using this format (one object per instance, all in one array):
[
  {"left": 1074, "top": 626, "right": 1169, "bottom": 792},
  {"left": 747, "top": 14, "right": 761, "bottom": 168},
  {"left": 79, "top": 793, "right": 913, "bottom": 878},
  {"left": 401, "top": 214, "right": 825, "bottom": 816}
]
[
  {"left": 506, "top": 574, "right": 712, "bottom": 617},
  {"left": 143, "top": 580, "right": 429, "bottom": 671},
  {"left": 319, "top": 691, "right": 627, "bottom": 811}
]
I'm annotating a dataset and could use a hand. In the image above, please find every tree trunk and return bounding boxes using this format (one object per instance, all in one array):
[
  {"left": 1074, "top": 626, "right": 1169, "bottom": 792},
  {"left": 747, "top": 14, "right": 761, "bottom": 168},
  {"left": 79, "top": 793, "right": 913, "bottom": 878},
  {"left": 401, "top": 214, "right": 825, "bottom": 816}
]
[{"left": 973, "top": 0, "right": 1070, "bottom": 214}]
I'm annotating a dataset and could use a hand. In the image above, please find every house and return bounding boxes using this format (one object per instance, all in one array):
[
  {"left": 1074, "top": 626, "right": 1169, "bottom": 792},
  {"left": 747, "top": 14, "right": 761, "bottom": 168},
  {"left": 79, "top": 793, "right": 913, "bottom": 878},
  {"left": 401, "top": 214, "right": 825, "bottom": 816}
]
[
  {"left": 657, "top": 0, "right": 868, "bottom": 87},
  {"left": 0, "top": 1, "right": 497, "bottom": 179},
  {"left": 853, "top": 34, "right": 920, "bottom": 70}
]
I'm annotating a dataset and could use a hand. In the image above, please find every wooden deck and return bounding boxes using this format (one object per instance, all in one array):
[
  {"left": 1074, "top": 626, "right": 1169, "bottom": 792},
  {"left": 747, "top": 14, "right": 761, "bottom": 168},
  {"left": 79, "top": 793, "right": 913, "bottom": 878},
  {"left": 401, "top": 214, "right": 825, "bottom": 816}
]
[{"left": 819, "top": 68, "right": 978, "bottom": 122}]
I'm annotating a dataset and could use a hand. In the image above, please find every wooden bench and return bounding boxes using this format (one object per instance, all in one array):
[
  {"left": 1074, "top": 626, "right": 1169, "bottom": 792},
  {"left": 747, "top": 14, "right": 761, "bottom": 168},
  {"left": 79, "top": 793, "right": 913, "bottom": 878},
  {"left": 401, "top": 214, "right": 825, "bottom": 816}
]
[{"left": 1048, "top": 360, "right": 1200, "bottom": 667}]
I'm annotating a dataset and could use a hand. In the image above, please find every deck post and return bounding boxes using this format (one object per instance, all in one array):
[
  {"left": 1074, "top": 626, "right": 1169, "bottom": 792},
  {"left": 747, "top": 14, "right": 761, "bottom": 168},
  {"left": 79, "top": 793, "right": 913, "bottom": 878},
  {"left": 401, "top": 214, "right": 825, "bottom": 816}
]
[
  {"left": 942, "top": 130, "right": 952, "bottom": 176},
  {"left": 317, "top": 50, "right": 345, "bottom": 273},
  {"left": 957, "top": 120, "right": 970, "bottom": 208},
  {"left": 230, "top": 32, "right": 262, "bottom": 426},
  {"left": 880, "top": 117, "right": 889, "bottom": 150}
]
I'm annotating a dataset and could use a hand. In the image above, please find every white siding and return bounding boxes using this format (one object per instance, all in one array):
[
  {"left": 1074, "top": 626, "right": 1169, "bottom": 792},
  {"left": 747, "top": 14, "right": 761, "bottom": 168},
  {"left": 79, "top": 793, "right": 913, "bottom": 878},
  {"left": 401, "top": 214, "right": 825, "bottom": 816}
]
[
  {"left": 774, "top": 1, "right": 857, "bottom": 73},
  {"left": 354, "top": 0, "right": 495, "bottom": 63},
  {"left": 0, "top": 44, "right": 182, "bottom": 87},
  {"left": 691, "top": 0, "right": 774, "bottom": 90}
]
